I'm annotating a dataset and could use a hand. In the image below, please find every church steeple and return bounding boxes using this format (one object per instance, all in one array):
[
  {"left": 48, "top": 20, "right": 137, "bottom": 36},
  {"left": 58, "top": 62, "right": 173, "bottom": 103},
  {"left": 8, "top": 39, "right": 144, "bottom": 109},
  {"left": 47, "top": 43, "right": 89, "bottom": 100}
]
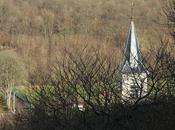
[
  {"left": 122, "top": 21, "right": 144, "bottom": 74},
  {"left": 122, "top": 1, "right": 144, "bottom": 74},
  {"left": 121, "top": 20, "right": 147, "bottom": 101},
  {"left": 121, "top": 2, "right": 148, "bottom": 101}
]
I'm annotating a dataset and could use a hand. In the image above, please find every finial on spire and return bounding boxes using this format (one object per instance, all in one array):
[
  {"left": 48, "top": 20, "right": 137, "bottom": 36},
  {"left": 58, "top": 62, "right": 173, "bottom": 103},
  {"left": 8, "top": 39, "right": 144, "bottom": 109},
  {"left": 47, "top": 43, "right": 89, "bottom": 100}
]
[{"left": 131, "top": 1, "right": 134, "bottom": 21}]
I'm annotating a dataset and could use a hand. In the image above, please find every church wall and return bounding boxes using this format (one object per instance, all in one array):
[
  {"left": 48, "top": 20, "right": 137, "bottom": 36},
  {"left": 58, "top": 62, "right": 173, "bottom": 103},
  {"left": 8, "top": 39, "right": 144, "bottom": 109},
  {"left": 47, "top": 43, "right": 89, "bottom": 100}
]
[{"left": 122, "top": 72, "right": 147, "bottom": 101}]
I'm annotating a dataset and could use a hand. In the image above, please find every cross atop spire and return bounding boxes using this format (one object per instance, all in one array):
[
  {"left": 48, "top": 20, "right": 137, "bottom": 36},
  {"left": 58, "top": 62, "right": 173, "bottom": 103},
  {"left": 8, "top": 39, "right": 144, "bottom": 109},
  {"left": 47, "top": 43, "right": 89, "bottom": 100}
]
[
  {"left": 130, "top": 1, "right": 134, "bottom": 21},
  {"left": 122, "top": 21, "right": 144, "bottom": 73}
]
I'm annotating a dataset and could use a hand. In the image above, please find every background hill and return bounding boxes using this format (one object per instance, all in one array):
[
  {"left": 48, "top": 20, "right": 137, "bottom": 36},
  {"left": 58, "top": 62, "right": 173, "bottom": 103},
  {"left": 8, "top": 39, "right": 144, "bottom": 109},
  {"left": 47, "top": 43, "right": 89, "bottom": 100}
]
[
  {"left": 0, "top": 0, "right": 163, "bottom": 43},
  {"left": 0, "top": 0, "right": 165, "bottom": 84},
  {"left": 1, "top": 1, "right": 175, "bottom": 130}
]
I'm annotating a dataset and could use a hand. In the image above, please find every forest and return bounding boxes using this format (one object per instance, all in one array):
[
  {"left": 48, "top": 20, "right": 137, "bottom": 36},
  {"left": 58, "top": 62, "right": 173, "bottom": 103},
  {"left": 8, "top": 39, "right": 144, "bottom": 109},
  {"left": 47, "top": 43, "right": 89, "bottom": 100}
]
[{"left": 0, "top": 0, "right": 174, "bottom": 130}]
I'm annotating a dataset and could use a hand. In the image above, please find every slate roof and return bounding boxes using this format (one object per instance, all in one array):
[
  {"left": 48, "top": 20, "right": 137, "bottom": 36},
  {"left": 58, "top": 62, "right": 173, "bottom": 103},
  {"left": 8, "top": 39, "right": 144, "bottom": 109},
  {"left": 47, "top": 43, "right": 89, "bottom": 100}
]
[{"left": 122, "top": 21, "right": 144, "bottom": 74}]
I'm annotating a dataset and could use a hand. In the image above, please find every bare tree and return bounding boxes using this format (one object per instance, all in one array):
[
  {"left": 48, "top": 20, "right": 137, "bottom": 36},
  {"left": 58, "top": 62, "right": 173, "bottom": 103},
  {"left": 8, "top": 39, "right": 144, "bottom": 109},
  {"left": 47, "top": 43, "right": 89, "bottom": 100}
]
[{"left": 0, "top": 50, "right": 27, "bottom": 111}]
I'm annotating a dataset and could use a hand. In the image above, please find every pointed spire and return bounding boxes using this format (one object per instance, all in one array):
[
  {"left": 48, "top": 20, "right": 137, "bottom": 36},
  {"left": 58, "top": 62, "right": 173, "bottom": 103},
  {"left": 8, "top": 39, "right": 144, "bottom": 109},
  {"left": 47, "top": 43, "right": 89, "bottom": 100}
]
[{"left": 122, "top": 21, "right": 144, "bottom": 73}]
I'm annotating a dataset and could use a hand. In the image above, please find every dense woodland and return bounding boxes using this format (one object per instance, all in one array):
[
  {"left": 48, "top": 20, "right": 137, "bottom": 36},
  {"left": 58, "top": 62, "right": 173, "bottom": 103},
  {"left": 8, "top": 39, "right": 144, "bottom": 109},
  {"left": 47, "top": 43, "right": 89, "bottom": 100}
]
[
  {"left": 0, "top": 0, "right": 174, "bottom": 130},
  {"left": 0, "top": 0, "right": 166, "bottom": 84}
]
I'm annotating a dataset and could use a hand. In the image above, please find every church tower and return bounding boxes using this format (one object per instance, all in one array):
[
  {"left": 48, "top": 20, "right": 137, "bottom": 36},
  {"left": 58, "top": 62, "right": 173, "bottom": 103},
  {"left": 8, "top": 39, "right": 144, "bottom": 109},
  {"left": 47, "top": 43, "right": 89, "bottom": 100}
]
[{"left": 121, "top": 21, "right": 147, "bottom": 101}]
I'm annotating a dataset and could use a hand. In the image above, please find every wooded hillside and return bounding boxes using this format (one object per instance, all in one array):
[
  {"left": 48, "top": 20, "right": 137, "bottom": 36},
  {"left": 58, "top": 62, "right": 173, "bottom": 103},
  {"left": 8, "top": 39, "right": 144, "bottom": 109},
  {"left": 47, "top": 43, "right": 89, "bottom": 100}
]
[
  {"left": 0, "top": 0, "right": 165, "bottom": 85},
  {"left": 0, "top": 1, "right": 175, "bottom": 130}
]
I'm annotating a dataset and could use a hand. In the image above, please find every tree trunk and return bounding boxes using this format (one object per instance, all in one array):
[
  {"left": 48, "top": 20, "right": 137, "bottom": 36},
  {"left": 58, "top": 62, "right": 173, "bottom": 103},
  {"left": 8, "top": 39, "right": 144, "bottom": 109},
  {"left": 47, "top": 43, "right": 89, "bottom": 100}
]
[{"left": 7, "top": 86, "right": 12, "bottom": 111}]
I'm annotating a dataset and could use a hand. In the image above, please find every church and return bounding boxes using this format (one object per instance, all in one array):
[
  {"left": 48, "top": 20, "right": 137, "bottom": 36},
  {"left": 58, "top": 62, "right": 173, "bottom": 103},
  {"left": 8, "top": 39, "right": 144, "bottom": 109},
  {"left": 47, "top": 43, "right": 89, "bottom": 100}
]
[{"left": 121, "top": 20, "right": 148, "bottom": 101}]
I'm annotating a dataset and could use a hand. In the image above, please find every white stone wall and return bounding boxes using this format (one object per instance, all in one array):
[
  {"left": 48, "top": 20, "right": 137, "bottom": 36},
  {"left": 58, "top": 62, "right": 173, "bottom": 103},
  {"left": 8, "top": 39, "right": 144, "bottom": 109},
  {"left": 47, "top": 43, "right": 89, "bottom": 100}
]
[{"left": 122, "top": 73, "right": 147, "bottom": 101}]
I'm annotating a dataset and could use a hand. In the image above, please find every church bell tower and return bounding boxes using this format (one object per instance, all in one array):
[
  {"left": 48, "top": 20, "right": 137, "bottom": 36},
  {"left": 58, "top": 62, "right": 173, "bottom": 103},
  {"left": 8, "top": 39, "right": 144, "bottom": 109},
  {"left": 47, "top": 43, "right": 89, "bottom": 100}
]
[{"left": 121, "top": 21, "right": 147, "bottom": 101}]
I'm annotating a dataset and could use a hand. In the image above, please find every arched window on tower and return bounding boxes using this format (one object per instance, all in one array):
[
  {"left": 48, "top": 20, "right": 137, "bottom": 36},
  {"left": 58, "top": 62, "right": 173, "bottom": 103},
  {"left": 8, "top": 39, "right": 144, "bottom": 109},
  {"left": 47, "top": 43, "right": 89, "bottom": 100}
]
[
  {"left": 130, "top": 84, "right": 139, "bottom": 99},
  {"left": 130, "top": 78, "right": 140, "bottom": 99}
]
